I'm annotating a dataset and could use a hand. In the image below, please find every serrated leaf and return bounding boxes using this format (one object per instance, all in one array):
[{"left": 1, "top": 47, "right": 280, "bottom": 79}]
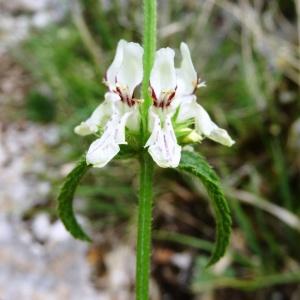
[
  {"left": 178, "top": 151, "right": 232, "bottom": 266},
  {"left": 57, "top": 155, "right": 92, "bottom": 241}
]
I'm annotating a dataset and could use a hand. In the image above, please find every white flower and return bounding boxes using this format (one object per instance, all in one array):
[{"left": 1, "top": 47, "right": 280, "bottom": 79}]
[
  {"left": 75, "top": 40, "right": 234, "bottom": 169},
  {"left": 74, "top": 40, "right": 143, "bottom": 168},
  {"left": 145, "top": 48, "right": 181, "bottom": 168},
  {"left": 145, "top": 43, "right": 234, "bottom": 168}
]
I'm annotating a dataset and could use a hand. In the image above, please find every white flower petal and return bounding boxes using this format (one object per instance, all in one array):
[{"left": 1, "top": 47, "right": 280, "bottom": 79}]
[
  {"left": 106, "top": 40, "right": 126, "bottom": 90},
  {"left": 114, "top": 112, "right": 132, "bottom": 144},
  {"left": 74, "top": 92, "right": 120, "bottom": 136},
  {"left": 105, "top": 91, "right": 122, "bottom": 103},
  {"left": 74, "top": 104, "right": 104, "bottom": 136},
  {"left": 86, "top": 111, "right": 131, "bottom": 168},
  {"left": 105, "top": 40, "right": 143, "bottom": 97},
  {"left": 145, "top": 109, "right": 161, "bottom": 148},
  {"left": 86, "top": 134, "right": 120, "bottom": 168},
  {"left": 125, "top": 104, "right": 140, "bottom": 132},
  {"left": 176, "top": 42, "right": 197, "bottom": 96},
  {"left": 206, "top": 127, "right": 235, "bottom": 147},
  {"left": 116, "top": 42, "right": 143, "bottom": 97},
  {"left": 146, "top": 112, "right": 181, "bottom": 168},
  {"left": 150, "top": 48, "right": 176, "bottom": 102},
  {"left": 174, "top": 95, "right": 196, "bottom": 121},
  {"left": 194, "top": 103, "right": 235, "bottom": 147},
  {"left": 176, "top": 99, "right": 234, "bottom": 147}
]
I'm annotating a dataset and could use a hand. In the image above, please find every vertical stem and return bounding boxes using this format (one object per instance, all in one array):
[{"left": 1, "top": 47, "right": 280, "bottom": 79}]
[
  {"left": 141, "top": 0, "right": 157, "bottom": 143},
  {"left": 136, "top": 1, "right": 157, "bottom": 298},
  {"left": 136, "top": 152, "right": 154, "bottom": 300}
]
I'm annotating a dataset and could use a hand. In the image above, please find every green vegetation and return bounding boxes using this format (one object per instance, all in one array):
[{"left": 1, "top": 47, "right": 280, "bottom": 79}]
[{"left": 17, "top": 1, "right": 300, "bottom": 298}]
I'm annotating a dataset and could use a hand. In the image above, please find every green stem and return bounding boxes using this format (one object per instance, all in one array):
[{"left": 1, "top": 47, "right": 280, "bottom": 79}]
[
  {"left": 135, "top": 1, "right": 156, "bottom": 298},
  {"left": 141, "top": 0, "right": 157, "bottom": 143},
  {"left": 136, "top": 151, "right": 154, "bottom": 300}
]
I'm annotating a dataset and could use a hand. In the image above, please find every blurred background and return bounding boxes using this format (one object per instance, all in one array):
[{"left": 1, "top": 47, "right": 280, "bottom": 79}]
[{"left": 0, "top": 0, "right": 300, "bottom": 299}]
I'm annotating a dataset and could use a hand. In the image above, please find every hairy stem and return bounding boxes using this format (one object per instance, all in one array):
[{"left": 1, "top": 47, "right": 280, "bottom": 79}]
[
  {"left": 136, "top": 151, "right": 154, "bottom": 300},
  {"left": 135, "top": 1, "right": 157, "bottom": 298},
  {"left": 141, "top": 0, "right": 157, "bottom": 144}
]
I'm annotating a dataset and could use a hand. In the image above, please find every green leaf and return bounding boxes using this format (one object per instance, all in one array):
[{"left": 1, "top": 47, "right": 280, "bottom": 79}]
[
  {"left": 57, "top": 155, "right": 92, "bottom": 241},
  {"left": 178, "top": 151, "right": 232, "bottom": 266}
]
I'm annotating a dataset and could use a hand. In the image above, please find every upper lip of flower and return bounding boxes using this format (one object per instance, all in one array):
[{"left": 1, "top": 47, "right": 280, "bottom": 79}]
[
  {"left": 103, "top": 39, "right": 144, "bottom": 107},
  {"left": 149, "top": 43, "right": 202, "bottom": 109},
  {"left": 149, "top": 47, "right": 178, "bottom": 109}
]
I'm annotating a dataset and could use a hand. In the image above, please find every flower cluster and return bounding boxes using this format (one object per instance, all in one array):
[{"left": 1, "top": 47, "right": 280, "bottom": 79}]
[{"left": 75, "top": 40, "right": 234, "bottom": 168}]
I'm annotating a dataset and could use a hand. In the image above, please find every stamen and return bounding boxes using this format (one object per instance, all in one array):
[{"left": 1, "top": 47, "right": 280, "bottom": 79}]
[
  {"left": 193, "top": 78, "right": 206, "bottom": 94},
  {"left": 115, "top": 85, "right": 138, "bottom": 107},
  {"left": 152, "top": 87, "right": 177, "bottom": 109}
]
